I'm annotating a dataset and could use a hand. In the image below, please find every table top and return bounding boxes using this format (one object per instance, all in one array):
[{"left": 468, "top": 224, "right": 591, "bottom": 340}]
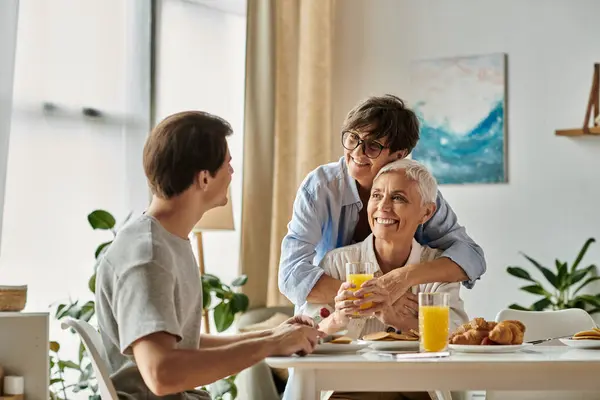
[{"left": 266, "top": 346, "right": 600, "bottom": 369}]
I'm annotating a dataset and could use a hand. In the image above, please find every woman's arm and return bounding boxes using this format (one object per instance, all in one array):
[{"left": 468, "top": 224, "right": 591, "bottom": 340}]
[
  {"left": 279, "top": 186, "right": 335, "bottom": 305},
  {"left": 417, "top": 190, "right": 486, "bottom": 287}
]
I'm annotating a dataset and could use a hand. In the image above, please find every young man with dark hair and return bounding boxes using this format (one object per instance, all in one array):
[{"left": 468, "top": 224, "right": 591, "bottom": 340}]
[{"left": 96, "top": 111, "right": 321, "bottom": 399}]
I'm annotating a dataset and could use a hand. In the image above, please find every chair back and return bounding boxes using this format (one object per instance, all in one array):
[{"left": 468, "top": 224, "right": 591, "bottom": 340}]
[
  {"left": 61, "top": 318, "right": 118, "bottom": 400},
  {"left": 494, "top": 308, "right": 596, "bottom": 342}
]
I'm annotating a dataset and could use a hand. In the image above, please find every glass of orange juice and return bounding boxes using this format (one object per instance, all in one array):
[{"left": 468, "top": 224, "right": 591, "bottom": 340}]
[
  {"left": 418, "top": 292, "right": 450, "bottom": 352},
  {"left": 345, "top": 262, "right": 377, "bottom": 317}
]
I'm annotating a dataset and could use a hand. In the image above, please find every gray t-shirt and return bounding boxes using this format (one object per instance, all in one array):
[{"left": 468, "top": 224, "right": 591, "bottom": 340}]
[{"left": 95, "top": 214, "right": 211, "bottom": 400}]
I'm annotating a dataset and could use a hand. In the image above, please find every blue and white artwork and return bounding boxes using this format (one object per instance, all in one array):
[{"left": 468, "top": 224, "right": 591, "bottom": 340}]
[{"left": 410, "top": 53, "right": 507, "bottom": 184}]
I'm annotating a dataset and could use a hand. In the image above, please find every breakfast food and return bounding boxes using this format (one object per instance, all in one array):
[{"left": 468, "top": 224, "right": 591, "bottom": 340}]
[
  {"left": 572, "top": 328, "right": 600, "bottom": 340},
  {"left": 450, "top": 318, "right": 526, "bottom": 345},
  {"left": 362, "top": 330, "right": 419, "bottom": 342},
  {"left": 330, "top": 336, "right": 353, "bottom": 344}
]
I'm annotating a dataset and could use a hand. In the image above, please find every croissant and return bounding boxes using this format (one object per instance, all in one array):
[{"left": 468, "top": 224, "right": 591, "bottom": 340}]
[
  {"left": 488, "top": 321, "right": 525, "bottom": 345},
  {"left": 450, "top": 322, "right": 472, "bottom": 340},
  {"left": 470, "top": 317, "right": 497, "bottom": 331},
  {"left": 450, "top": 328, "right": 490, "bottom": 345}
]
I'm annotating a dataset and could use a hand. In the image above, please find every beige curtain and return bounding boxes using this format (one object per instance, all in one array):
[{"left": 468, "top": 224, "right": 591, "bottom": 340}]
[{"left": 240, "top": 0, "right": 336, "bottom": 308}]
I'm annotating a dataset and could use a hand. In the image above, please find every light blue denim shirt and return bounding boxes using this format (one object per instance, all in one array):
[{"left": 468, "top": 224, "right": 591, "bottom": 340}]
[{"left": 278, "top": 157, "right": 486, "bottom": 306}]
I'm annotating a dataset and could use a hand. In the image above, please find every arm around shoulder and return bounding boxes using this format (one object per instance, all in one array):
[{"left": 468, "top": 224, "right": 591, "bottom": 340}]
[{"left": 421, "top": 190, "right": 486, "bottom": 286}]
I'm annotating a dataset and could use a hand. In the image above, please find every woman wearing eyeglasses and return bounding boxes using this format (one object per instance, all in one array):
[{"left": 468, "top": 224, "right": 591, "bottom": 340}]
[{"left": 278, "top": 94, "right": 486, "bottom": 313}]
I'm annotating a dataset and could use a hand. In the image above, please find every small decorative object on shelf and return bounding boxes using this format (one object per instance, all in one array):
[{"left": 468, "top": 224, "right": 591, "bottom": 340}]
[
  {"left": 1, "top": 375, "right": 24, "bottom": 400},
  {"left": 556, "top": 63, "right": 599, "bottom": 136},
  {"left": 0, "top": 286, "right": 27, "bottom": 312}
]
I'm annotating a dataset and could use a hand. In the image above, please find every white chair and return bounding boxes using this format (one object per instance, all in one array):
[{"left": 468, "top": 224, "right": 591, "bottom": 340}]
[
  {"left": 61, "top": 318, "right": 118, "bottom": 400},
  {"left": 486, "top": 308, "right": 598, "bottom": 400}
]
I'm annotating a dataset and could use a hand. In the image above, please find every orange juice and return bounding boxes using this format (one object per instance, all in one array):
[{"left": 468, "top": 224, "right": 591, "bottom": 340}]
[
  {"left": 419, "top": 305, "right": 450, "bottom": 352},
  {"left": 347, "top": 273, "right": 374, "bottom": 310}
]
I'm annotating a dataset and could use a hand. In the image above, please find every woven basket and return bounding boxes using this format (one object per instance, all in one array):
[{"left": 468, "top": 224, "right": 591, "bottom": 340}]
[{"left": 0, "top": 286, "right": 27, "bottom": 312}]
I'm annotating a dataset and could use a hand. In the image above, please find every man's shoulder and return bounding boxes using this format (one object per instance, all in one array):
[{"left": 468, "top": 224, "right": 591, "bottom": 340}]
[{"left": 99, "top": 215, "right": 173, "bottom": 277}]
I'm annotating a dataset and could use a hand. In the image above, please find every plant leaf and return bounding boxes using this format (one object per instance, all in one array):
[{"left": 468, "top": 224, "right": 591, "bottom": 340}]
[
  {"left": 575, "top": 294, "right": 600, "bottom": 309},
  {"left": 231, "top": 275, "right": 248, "bottom": 287},
  {"left": 94, "top": 241, "right": 112, "bottom": 259},
  {"left": 79, "top": 342, "right": 86, "bottom": 362},
  {"left": 569, "top": 266, "right": 594, "bottom": 287},
  {"left": 588, "top": 308, "right": 600, "bottom": 314},
  {"left": 88, "top": 273, "right": 97, "bottom": 294},
  {"left": 555, "top": 260, "right": 568, "bottom": 289},
  {"left": 50, "top": 378, "right": 63, "bottom": 385},
  {"left": 231, "top": 293, "right": 249, "bottom": 314},
  {"left": 58, "top": 360, "right": 80, "bottom": 370},
  {"left": 202, "top": 274, "right": 221, "bottom": 288},
  {"left": 202, "top": 281, "right": 211, "bottom": 310},
  {"left": 531, "top": 297, "right": 553, "bottom": 311},
  {"left": 573, "top": 276, "right": 600, "bottom": 295},
  {"left": 571, "top": 238, "right": 596, "bottom": 272},
  {"left": 520, "top": 253, "right": 559, "bottom": 289},
  {"left": 87, "top": 210, "right": 116, "bottom": 230},
  {"left": 508, "top": 303, "right": 530, "bottom": 311},
  {"left": 50, "top": 341, "right": 60, "bottom": 352},
  {"left": 56, "top": 304, "right": 68, "bottom": 319},
  {"left": 506, "top": 267, "right": 535, "bottom": 282},
  {"left": 214, "top": 302, "right": 234, "bottom": 332},
  {"left": 520, "top": 284, "right": 552, "bottom": 297}
]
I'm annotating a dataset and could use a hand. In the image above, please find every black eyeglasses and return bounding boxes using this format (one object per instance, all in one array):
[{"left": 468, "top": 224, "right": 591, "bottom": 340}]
[{"left": 341, "top": 131, "right": 387, "bottom": 159}]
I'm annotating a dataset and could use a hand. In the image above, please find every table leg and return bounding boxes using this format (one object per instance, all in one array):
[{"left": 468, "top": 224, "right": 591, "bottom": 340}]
[{"left": 291, "top": 369, "right": 320, "bottom": 399}]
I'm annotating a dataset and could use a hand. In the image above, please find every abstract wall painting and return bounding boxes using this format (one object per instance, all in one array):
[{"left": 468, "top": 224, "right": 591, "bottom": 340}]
[{"left": 410, "top": 53, "right": 507, "bottom": 184}]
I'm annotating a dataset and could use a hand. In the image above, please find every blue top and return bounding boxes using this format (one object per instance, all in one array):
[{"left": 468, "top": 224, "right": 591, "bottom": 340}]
[{"left": 278, "top": 157, "right": 486, "bottom": 306}]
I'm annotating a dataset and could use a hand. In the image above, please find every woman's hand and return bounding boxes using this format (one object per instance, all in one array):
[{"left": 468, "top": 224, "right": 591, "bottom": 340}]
[
  {"left": 353, "top": 277, "right": 392, "bottom": 316},
  {"left": 382, "top": 292, "right": 419, "bottom": 332},
  {"left": 325, "top": 281, "right": 363, "bottom": 330}
]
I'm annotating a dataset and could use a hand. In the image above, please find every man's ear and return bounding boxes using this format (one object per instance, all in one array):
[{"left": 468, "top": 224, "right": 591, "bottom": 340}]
[
  {"left": 195, "top": 170, "right": 210, "bottom": 191},
  {"left": 419, "top": 202, "right": 437, "bottom": 225}
]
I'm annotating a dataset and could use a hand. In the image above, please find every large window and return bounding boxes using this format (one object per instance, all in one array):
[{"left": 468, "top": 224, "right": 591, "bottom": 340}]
[
  {"left": 155, "top": 0, "right": 247, "bottom": 297},
  {"left": 0, "top": 0, "right": 151, "bottom": 367}
]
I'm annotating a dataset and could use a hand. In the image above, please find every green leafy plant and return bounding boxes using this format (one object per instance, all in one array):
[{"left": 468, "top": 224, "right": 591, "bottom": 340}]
[
  {"left": 49, "top": 210, "right": 248, "bottom": 400},
  {"left": 507, "top": 238, "right": 600, "bottom": 313}
]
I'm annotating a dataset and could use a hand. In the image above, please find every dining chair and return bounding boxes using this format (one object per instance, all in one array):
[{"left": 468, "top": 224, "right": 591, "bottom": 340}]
[
  {"left": 61, "top": 318, "right": 118, "bottom": 400},
  {"left": 486, "top": 308, "right": 598, "bottom": 400}
]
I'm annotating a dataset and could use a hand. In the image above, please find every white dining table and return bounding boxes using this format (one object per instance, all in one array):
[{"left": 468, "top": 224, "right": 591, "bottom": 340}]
[{"left": 266, "top": 346, "right": 600, "bottom": 399}]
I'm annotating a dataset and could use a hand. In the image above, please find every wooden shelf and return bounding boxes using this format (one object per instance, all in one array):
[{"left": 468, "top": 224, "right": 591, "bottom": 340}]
[
  {"left": 557, "top": 63, "right": 599, "bottom": 137},
  {"left": 555, "top": 126, "right": 600, "bottom": 136},
  {"left": 0, "top": 313, "right": 49, "bottom": 400}
]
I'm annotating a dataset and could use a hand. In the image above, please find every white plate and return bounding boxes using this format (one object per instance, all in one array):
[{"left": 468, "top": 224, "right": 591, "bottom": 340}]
[
  {"left": 359, "top": 340, "right": 420, "bottom": 351},
  {"left": 559, "top": 338, "right": 600, "bottom": 349},
  {"left": 312, "top": 342, "right": 369, "bottom": 354},
  {"left": 449, "top": 343, "right": 532, "bottom": 353}
]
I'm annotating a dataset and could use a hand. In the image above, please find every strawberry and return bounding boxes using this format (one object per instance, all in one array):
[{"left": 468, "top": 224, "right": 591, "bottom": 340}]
[{"left": 320, "top": 307, "right": 331, "bottom": 318}]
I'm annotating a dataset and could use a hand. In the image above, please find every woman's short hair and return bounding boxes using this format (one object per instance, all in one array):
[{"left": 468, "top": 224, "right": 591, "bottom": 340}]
[{"left": 374, "top": 159, "right": 438, "bottom": 204}]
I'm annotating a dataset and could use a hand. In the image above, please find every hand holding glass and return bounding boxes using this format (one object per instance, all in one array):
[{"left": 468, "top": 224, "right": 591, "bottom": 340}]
[{"left": 345, "top": 262, "right": 376, "bottom": 316}]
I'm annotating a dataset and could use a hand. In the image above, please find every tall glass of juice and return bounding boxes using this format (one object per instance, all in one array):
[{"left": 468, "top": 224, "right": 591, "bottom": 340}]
[
  {"left": 345, "top": 262, "right": 377, "bottom": 317},
  {"left": 418, "top": 292, "right": 450, "bottom": 352}
]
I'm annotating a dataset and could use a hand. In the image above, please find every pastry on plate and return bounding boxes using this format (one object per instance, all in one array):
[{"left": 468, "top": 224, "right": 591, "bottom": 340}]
[{"left": 450, "top": 317, "right": 526, "bottom": 345}]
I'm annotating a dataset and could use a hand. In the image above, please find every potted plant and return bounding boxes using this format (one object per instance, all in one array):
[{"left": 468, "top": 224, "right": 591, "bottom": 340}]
[
  {"left": 49, "top": 210, "right": 248, "bottom": 400},
  {"left": 506, "top": 238, "right": 600, "bottom": 313}
]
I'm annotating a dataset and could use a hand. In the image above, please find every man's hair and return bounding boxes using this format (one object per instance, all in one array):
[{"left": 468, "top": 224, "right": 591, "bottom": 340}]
[
  {"left": 375, "top": 159, "right": 437, "bottom": 204},
  {"left": 342, "top": 94, "right": 420, "bottom": 154},
  {"left": 143, "top": 111, "right": 232, "bottom": 199}
]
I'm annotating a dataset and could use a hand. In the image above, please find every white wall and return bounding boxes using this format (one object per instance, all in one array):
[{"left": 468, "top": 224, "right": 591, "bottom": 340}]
[
  {"left": 155, "top": 0, "right": 247, "bottom": 308},
  {"left": 332, "top": 0, "right": 600, "bottom": 320}
]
